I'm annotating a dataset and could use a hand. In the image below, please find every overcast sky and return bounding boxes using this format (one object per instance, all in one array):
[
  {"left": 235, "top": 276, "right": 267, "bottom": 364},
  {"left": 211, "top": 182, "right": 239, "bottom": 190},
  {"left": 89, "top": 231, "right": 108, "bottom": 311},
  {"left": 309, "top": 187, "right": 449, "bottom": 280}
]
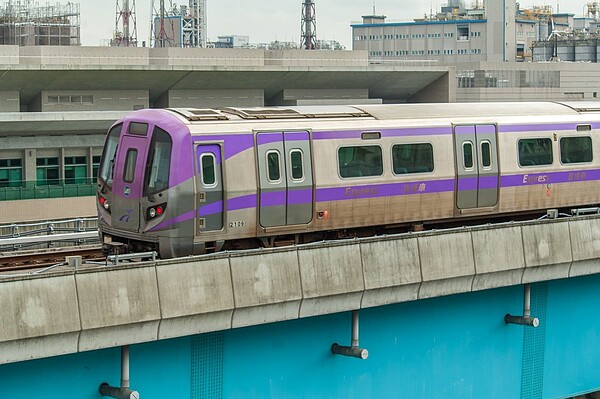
[{"left": 78, "top": 1, "right": 589, "bottom": 48}]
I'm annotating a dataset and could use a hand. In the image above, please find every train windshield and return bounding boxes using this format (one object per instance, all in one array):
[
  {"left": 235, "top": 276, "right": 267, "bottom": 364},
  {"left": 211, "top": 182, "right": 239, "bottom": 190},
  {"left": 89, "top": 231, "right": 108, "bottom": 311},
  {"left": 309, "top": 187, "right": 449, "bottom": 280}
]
[
  {"left": 98, "top": 123, "right": 122, "bottom": 184},
  {"left": 144, "top": 127, "right": 172, "bottom": 195}
]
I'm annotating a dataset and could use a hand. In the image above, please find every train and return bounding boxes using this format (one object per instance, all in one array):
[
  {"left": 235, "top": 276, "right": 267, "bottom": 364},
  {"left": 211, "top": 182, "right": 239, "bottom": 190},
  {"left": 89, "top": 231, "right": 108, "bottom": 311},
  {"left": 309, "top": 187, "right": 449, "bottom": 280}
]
[{"left": 97, "top": 102, "right": 600, "bottom": 258}]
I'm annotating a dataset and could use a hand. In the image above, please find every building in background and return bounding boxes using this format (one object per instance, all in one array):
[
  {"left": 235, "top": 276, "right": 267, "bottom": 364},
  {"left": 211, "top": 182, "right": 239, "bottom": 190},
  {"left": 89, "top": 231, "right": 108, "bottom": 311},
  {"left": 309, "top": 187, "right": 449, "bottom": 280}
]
[
  {"left": 350, "top": 1, "right": 582, "bottom": 63},
  {"left": 0, "top": 1, "right": 80, "bottom": 46},
  {"left": 151, "top": 0, "right": 206, "bottom": 48},
  {"left": 214, "top": 35, "right": 249, "bottom": 48}
]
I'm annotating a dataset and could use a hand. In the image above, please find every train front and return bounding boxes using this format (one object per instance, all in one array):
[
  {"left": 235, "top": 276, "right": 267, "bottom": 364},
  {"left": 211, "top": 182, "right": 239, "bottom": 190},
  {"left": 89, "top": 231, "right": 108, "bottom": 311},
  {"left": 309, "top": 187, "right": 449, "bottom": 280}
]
[{"left": 96, "top": 109, "right": 195, "bottom": 258}]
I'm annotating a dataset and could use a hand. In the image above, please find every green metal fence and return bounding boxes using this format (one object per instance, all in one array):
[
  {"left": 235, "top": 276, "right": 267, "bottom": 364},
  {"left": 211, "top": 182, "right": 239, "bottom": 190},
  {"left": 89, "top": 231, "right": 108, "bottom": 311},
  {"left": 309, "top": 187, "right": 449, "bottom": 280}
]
[{"left": 0, "top": 179, "right": 96, "bottom": 201}]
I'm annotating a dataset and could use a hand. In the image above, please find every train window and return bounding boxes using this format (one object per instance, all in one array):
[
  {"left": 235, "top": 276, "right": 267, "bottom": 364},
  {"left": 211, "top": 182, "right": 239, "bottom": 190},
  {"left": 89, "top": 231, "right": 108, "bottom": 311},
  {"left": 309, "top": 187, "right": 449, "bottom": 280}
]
[
  {"left": 144, "top": 127, "right": 172, "bottom": 195},
  {"left": 128, "top": 122, "right": 148, "bottom": 136},
  {"left": 200, "top": 153, "right": 216, "bottom": 186},
  {"left": 392, "top": 143, "right": 434, "bottom": 174},
  {"left": 290, "top": 150, "right": 304, "bottom": 180},
  {"left": 267, "top": 151, "right": 281, "bottom": 182},
  {"left": 99, "top": 124, "right": 122, "bottom": 184},
  {"left": 463, "top": 142, "right": 474, "bottom": 169},
  {"left": 560, "top": 136, "right": 593, "bottom": 164},
  {"left": 481, "top": 141, "right": 492, "bottom": 168},
  {"left": 338, "top": 145, "right": 383, "bottom": 178},
  {"left": 518, "top": 138, "right": 553, "bottom": 166},
  {"left": 123, "top": 149, "right": 137, "bottom": 183}
]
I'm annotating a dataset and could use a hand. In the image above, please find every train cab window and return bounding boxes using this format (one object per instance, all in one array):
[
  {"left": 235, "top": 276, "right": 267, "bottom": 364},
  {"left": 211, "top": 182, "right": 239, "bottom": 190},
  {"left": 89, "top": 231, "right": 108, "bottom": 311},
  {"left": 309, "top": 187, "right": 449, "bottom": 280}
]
[
  {"left": 560, "top": 136, "right": 593, "bottom": 164},
  {"left": 481, "top": 141, "right": 492, "bottom": 168},
  {"left": 123, "top": 149, "right": 137, "bottom": 183},
  {"left": 392, "top": 143, "right": 434, "bottom": 174},
  {"left": 144, "top": 127, "right": 172, "bottom": 194},
  {"left": 98, "top": 124, "right": 122, "bottom": 184},
  {"left": 463, "top": 142, "right": 474, "bottom": 169},
  {"left": 200, "top": 153, "right": 216, "bottom": 186},
  {"left": 518, "top": 138, "right": 553, "bottom": 166},
  {"left": 290, "top": 150, "right": 304, "bottom": 180},
  {"left": 338, "top": 145, "right": 383, "bottom": 178},
  {"left": 267, "top": 151, "right": 281, "bottom": 181}
]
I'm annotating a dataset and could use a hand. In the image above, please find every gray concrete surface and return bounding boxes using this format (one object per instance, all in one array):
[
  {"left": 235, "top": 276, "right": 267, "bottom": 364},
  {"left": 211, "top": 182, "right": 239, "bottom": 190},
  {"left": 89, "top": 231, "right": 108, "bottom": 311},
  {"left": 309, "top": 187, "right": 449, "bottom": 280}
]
[{"left": 1, "top": 214, "right": 600, "bottom": 364}]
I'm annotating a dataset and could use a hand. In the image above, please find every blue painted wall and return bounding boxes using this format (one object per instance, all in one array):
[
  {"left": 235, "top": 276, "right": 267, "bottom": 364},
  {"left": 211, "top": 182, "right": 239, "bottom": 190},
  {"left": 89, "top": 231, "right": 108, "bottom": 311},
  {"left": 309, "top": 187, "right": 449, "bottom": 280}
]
[{"left": 1, "top": 277, "right": 599, "bottom": 399}]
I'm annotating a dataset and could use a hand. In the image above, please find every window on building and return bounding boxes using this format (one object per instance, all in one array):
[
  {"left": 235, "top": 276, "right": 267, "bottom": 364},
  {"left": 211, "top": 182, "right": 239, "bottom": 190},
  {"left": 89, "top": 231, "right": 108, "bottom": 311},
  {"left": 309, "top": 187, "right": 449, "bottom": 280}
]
[
  {"left": 0, "top": 158, "right": 23, "bottom": 187},
  {"left": 392, "top": 143, "right": 434, "bottom": 174},
  {"left": 518, "top": 138, "right": 553, "bottom": 166},
  {"left": 457, "top": 24, "right": 470, "bottom": 40},
  {"left": 92, "top": 155, "right": 101, "bottom": 179},
  {"left": 47, "top": 95, "right": 94, "bottom": 104},
  {"left": 560, "top": 136, "right": 593, "bottom": 164},
  {"left": 36, "top": 157, "right": 60, "bottom": 186},
  {"left": 338, "top": 145, "right": 383, "bottom": 178},
  {"left": 64, "top": 156, "right": 87, "bottom": 184}
]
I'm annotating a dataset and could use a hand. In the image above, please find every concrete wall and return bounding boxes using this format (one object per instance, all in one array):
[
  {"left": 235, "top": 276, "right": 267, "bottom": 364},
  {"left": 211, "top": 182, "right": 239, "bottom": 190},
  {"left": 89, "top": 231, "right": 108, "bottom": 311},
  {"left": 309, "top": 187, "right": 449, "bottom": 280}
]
[
  {"left": 455, "top": 61, "right": 600, "bottom": 102},
  {"left": 1, "top": 214, "right": 599, "bottom": 364},
  {"left": 0, "top": 91, "right": 20, "bottom": 112},
  {"left": 157, "top": 89, "right": 264, "bottom": 108},
  {"left": 270, "top": 88, "right": 371, "bottom": 106}
]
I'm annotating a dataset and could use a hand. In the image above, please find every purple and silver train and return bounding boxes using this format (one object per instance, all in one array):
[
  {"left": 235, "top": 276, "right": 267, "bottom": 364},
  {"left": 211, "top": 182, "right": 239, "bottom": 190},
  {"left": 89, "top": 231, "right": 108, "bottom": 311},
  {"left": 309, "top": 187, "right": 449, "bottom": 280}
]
[{"left": 97, "top": 102, "right": 600, "bottom": 258}]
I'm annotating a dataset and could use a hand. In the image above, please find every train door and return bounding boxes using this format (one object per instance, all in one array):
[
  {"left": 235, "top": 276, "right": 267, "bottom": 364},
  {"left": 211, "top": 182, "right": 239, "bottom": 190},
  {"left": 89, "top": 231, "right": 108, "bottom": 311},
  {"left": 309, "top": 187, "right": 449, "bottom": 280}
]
[
  {"left": 112, "top": 123, "right": 150, "bottom": 232},
  {"left": 257, "top": 131, "right": 313, "bottom": 228},
  {"left": 454, "top": 124, "right": 499, "bottom": 210},
  {"left": 196, "top": 145, "right": 224, "bottom": 233}
]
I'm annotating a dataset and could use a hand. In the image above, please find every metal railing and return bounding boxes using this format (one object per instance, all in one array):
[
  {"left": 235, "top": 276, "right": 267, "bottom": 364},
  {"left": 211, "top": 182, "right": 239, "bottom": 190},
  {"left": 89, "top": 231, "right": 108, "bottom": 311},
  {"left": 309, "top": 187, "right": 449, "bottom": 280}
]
[
  {"left": 0, "top": 217, "right": 99, "bottom": 250},
  {"left": 0, "top": 178, "right": 96, "bottom": 201}
]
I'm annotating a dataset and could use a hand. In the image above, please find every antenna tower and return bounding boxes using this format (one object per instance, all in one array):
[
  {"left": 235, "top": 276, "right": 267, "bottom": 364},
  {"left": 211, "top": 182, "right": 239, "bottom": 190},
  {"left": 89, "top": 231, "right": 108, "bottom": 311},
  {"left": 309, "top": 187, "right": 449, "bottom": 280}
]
[
  {"left": 113, "top": 0, "right": 137, "bottom": 46},
  {"left": 301, "top": 0, "right": 317, "bottom": 50}
]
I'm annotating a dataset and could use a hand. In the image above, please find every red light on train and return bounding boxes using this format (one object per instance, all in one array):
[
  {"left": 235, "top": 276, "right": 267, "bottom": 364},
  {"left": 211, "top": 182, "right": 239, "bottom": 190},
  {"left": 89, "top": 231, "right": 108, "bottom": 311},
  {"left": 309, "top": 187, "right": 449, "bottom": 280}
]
[{"left": 156, "top": 205, "right": 164, "bottom": 216}]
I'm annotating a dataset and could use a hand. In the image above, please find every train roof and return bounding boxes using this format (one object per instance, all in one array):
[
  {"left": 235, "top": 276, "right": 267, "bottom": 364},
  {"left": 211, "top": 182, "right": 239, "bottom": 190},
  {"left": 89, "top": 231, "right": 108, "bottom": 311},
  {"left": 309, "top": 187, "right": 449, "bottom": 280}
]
[{"left": 166, "top": 101, "right": 597, "bottom": 124}]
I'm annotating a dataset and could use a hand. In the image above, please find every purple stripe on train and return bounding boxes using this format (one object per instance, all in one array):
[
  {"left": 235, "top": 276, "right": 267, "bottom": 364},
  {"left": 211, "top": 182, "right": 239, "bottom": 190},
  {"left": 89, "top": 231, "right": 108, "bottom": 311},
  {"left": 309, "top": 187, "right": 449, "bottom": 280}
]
[
  {"left": 148, "top": 209, "right": 196, "bottom": 231},
  {"left": 260, "top": 191, "right": 286, "bottom": 207},
  {"left": 458, "top": 177, "right": 477, "bottom": 191},
  {"left": 288, "top": 189, "right": 313, "bottom": 205},
  {"left": 193, "top": 134, "right": 254, "bottom": 160},
  {"left": 147, "top": 168, "right": 600, "bottom": 229},
  {"left": 198, "top": 201, "right": 223, "bottom": 217},
  {"left": 228, "top": 194, "right": 257, "bottom": 211},
  {"left": 257, "top": 133, "right": 282, "bottom": 146},
  {"left": 501, "top": 168, "right": 600, "bottom": 187},
  {"left": 458, "top": 176, "right": 499, "bottom": 191},
  {"left": 316, "top": 179, "right": 455, "bottom": 202},
  {"left": 480, "top": 175, "right": 499, "bottom": 190}
]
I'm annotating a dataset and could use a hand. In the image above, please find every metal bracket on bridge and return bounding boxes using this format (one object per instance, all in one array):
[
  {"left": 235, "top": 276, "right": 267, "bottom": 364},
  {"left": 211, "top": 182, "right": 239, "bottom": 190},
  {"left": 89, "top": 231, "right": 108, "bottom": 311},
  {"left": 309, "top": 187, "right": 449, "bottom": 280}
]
[
  {"left": 331, "top": 310, "right": 369, "bottom": 360},
  {"left": 99, "top": 345, "right": 140, "bottom": 399},
  {"left": 505, "top": 284, "right": 540, "bottom": 328},
  {"left": 106, "top": 251, "right": 157, "bottom": 266}
]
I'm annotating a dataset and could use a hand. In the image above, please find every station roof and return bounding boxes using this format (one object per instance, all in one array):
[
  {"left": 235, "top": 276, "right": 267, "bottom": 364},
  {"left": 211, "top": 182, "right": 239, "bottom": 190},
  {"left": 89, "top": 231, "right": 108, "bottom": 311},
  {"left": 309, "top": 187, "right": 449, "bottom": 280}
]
[{"left": 0, "top": 46, "right": 452, "bottom": 105}]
